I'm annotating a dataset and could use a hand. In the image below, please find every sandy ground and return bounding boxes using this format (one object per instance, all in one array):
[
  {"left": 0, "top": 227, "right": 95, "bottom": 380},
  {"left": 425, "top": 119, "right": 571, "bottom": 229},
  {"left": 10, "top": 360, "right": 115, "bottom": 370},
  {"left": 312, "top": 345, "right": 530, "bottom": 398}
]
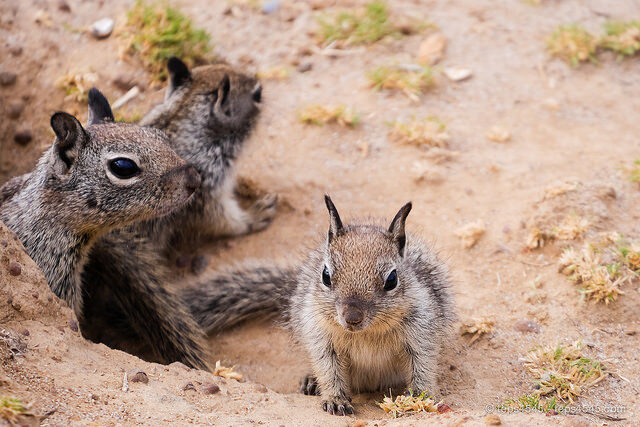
[{"left": 1, "top": 0, "right": 640, "bottom": 425}]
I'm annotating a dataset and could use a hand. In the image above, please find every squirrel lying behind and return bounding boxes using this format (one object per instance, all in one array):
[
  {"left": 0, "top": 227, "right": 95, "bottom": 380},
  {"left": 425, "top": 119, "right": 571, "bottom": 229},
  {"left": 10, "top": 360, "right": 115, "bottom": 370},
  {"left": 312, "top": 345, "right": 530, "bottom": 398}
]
[{"left": 182, "top": 196, "right": 455, "bottom": 415}]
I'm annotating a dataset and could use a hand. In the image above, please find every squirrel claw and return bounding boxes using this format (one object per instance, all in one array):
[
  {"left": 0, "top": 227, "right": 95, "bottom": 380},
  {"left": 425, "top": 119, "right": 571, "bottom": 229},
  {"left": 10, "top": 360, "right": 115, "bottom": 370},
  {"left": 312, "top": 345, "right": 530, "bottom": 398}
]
[
  {"left": 248, "top": 194, "right": 278, "bottom": 232},
  {"left": 321, "top": 396, "right": 354, "bottom": 416},
  {"left": 299, "top": 373, "right": 320, "bottom": 396}
]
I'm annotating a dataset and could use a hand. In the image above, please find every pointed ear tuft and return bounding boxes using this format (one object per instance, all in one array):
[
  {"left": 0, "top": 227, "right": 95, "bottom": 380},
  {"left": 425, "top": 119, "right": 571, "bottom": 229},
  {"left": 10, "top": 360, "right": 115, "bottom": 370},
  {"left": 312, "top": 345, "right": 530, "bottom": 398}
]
[
  {"left": 388, "top": 202, "right": 412, "bottom": 256},
  {"left": 167, "top": 57, "right": 191, "bottom": 92},
  {"left": 87, "top": 88, "right": 114, "bottom": 125},
  {"left": 324, "top": 195, "right": 344, "bottom": 243},
  {"left": 218, "top": 74, "right": 231, "bottom": 107},
  {"left": 50, "top": 112, "right": 88, "bottom": 172}
]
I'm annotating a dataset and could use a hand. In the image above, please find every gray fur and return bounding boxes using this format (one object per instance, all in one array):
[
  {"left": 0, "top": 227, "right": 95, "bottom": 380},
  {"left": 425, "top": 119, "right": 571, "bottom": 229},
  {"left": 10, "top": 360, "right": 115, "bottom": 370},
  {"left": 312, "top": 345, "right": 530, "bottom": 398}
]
[
  {"left": 181, "top": 198, "right": 455, "bottom": 415},
  {"left": 0, "top": 103, "right": 210, "bottom": 370},
  {"left": 139, "top": 59, "right": 277, "bottom": 258}
]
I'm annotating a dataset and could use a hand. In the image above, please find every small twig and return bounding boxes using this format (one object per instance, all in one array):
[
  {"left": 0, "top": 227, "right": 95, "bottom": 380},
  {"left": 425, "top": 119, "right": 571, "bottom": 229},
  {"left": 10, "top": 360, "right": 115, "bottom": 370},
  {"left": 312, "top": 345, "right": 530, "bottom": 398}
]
[
  {"left": 122, "top": 372, "right": 129, "bottom": 392},
  {"left": 519, "top": 259, "right": 551, "bottom": 267}
]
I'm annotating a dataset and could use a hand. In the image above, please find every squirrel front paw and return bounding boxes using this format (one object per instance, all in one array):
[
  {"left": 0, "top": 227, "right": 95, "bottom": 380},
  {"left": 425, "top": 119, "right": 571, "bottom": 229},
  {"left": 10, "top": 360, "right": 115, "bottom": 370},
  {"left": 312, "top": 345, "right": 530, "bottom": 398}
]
[
  {"left": 299, "top": 373, "right": 320, "bottom": 396},
  {"left": 321, "top": 395, "right": 354, "bottom": 416},
  {"left": 247, "top": 193, "right": 278, "bottom": 233}
]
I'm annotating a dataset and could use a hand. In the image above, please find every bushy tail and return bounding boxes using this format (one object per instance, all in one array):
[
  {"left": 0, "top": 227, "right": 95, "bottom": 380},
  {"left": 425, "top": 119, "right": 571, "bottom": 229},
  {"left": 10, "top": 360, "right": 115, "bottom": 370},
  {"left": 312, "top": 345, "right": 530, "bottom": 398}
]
[{"left": 180, "top": 265, "right": 297, "bottom": 334}]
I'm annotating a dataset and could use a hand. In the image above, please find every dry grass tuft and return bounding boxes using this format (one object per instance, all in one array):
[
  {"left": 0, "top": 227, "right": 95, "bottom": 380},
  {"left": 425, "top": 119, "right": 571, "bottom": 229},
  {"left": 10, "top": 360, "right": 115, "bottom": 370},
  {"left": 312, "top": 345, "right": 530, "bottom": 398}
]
[
  {"left": 558, "top": 244, "right": 631, "bottom": 304},
  {"left": 601, "top": 21, "right": 640, "bottom": 58},
  {"left": 56, "top": 71, "right": 99, "bottom": 102},
  {"left": 547, "top": 25, "right": 598, "bottom": 66},
  {"left": 378, "top": 390, "right": 439, "bottom": 418},
  {"left": 316, "top": 1, "right": 427, "bottom": 47},
  {"left": 460, "top": 317, "right": 494, "bottom": 344},
  {"left": 388, "top": 116, "right": 449, "bottom": 148},
  {"left": 368, "top": 66, "right": 434, "bottom": 101},
  {"left": 299, "top": 105, "right": 359, "bottom": 128},
  {"left": 524, "top": 341, "right": 607, "bottom": 403},
  {"left": 0, "top": 396, "right": 31, "bottom": 424},
  {"left": 527, "top": 214, "right": 589, "bottom": 249},
  {"left": 122, "top": 1, "right": 212, "bottom": 81},
  {"left": 455, "top": 220, "right": 486, "bottom": 249},
  {"left": 213, "top": 360, "right": 243, "bottom": 381},
  {"left": 257, "top": 65, "right": 291, "bottom": 81},
  {"left": 544, "top": 180, "right": 579, "bottom": 199}
]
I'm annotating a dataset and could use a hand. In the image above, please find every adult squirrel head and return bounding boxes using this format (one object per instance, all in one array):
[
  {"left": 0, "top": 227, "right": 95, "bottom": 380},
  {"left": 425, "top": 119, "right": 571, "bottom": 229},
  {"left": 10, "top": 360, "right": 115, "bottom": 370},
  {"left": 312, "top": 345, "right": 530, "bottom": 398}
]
[
  {"left": 314, "top": 196, "right": 413, "bottom": 333},
  {"left": 164, "top": 57, "right": 262, "bottom": 133},
  {"left": 44, "top": 88, "right": 200, "bottom": 233}
]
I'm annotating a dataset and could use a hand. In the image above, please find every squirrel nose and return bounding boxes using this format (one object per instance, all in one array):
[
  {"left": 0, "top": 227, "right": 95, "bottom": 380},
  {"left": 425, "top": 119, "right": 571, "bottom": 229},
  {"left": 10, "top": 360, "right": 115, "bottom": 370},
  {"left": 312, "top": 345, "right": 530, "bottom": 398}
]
[
  {"left": 184, "top": 165, "right": 201, "bottom": 193},
  {"left": 344, "top": 306, "right": 364, "bottom": 326}
]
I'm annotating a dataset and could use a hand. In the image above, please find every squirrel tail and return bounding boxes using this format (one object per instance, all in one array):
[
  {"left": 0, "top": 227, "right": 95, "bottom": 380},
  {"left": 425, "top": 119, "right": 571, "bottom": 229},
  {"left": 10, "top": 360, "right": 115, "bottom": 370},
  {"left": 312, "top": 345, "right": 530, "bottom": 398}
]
[{"left": 180, "top": 264, "right": 297, "bottom": 334}]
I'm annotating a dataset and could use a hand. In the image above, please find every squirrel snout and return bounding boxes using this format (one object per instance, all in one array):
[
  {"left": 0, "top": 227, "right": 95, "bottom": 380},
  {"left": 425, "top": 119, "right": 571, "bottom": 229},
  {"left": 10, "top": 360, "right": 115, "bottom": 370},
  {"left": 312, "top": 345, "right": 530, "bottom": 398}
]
[
  {"left": 184, "top": 165, "right": 201, "bottom": 193},
  {"left": 343, "top": 305, "right": 364, "bottom": 326}
]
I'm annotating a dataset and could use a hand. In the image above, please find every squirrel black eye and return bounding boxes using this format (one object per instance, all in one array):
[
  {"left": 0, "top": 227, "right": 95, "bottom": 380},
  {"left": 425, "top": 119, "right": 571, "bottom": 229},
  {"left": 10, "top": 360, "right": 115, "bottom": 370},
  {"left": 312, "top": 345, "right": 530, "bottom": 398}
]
[
  {"left": 384, "top": 270, "right": 398, "bottom": 291},
  {"left": 252, "top": 85, "right": 262, "bottom": 103},
  {"left": 322, "top": 265, "right": 331, "bottom": 287},
  {"left": 108, "top": 158, "right": 140, "bottom": 179}
]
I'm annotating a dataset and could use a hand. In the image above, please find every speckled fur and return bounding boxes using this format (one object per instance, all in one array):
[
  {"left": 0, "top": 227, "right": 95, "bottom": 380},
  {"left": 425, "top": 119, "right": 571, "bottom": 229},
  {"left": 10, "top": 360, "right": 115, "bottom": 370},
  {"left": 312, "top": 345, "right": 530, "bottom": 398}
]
[
  {"left": 182, "top": 197, "right": 455, "bottom": 415},
  {"left": 139, "top": 59, "right": 277, "bottom": 256},
  {"left": 0, "top": 93, "right": 210, "bottom": 370}
]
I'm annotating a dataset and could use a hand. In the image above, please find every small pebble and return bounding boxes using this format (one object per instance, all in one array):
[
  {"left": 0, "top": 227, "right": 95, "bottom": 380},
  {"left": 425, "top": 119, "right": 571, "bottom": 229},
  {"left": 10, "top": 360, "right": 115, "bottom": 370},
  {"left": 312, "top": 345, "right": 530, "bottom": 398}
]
[
  {"left": 513, "top": 320, "right": 540, "bottom": 334},
  {"left": 182, "top": 382, "right": 197, "bottom": 392},
  {"left": 261, "top": 0, "right": 280, "bottom": 14},
  {"left": 14, "top": 130, "right": 33, "bottom": 145},
  {"left": 9, "top": 261, "right": 21, "bottom": 276},
  {"left": 353, "top": 421, "right": 368, "bottom": 427},
  {"left": 437, "top": 403, "right": 452, "bottom": 414},
  {"left": 202, "top": 382, "right": 220, "bottom": 395},
  {"left": 0, "top": 71, "right": 17, "bottom": 86},
  {"left": 20, "top": 329, "right": 29, "bottom": 336},
  {"left": 91, "top": 18, "right": 114, "bottom": 39},
  {"left": 32, "top": 292, "right": 39, "bottom": 299},
  {"left": 113, "top": 75, "right": 138, "bottom": 92},
  {"left": 129, "top": 370, "right": 149, "bottom": 384},
  {"left": 484, "top": 414, "right": 502, "bottom": 425},
  {"left": 58, "top": 0, "right": 71, "bottom": 12},
  {"left": 297, "top": 62, "right": 312, "bottom": 73},
  {"left": 254, "top": 384, "right": 268, "bottom": 393},
  {"left": 8, "top": 101, "right": 24, "bottom": 119},
  {"left": 68, "top": 318, "right": 79, "bottom": 332},
  {"left": 9, "top": 46, "right": 23, "bottom": 57},
  {"left": 443, "top": 67, "right": 473, "bottom": 82}
]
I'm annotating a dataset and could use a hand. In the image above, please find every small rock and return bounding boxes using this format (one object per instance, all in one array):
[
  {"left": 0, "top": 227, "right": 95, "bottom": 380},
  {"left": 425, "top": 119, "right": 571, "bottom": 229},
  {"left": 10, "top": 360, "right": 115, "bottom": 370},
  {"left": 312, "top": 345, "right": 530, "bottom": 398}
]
[
  {"left": 202, "top": 382, "right": 220, "bottom": 395},
  {"left": 58, "top": 0, "right": 71, "bottom": 12},
  {"left": 418, "top": 33, "right": 447, "bottom": 65},
  {"left": 7, "top": 101, "right": 25, "bottom": 119},
  {"left": 129, "top": 370, "right": 149, "bottom": 384},
  {"left": 297, "top": 62, "right": 313, "bottom": 73},
  {"left": 485, "top": 125, "right": 510, "bottom": 143},
  {"left": 14, "top": 130, "right": 33, "bottom": 145},
  {"left": 68, "top": 319, "right": 79, "bottom": 332},
  {"left": 34, "top": 10, "right": 53, "bottom": 26},
  {"left": 169, "top": 361, "right": 190, "bottom": 372},
  {"left": 91, "top": 393, "right": 100, "bottom": 402},
  {"left": 20, "top": 329, "right": 29, "bottom": 336},
  {"left": 484, "top": 414, "right": 501, "bottom": 425},
  {"left": 261, "top": 0, "right": 280, "bottom": 14},
  {"left": 9, "top": 261, "right": 21, "bottom": 276},
  {"left": 113, "top": 75, "right": 138, "bottom": 92},
  {"left": 32, "top": 292, "right": 39, "bottom": 299},
  {"left": 443, "top": 67, "right": 473, "bottom": 82},
  {"left": 0, "top": 71, "right": 17, "bottom": 86},
  {"left": 437, "top": 403, "right": 452, "bottom": 414},
  {"left": 91, "top": 18, "right": 114, "bottom": 39},
  {"left": 254, "top": 384, "right": 268, "bottom": 393},
  {"left": 11, "top": 301, "right": 21, "bottom": 311},
  {"left": 182, "top": 382, "right": 197, "bottom": 392},
  {"left": 353, "top": 421, "right": 368, "bottom": 427},
  {"left": 9, "top": 46, "right": 23, "bottom": 56},
  {"left": 513, "top": 320, "right": 540, "bottom": 334}
]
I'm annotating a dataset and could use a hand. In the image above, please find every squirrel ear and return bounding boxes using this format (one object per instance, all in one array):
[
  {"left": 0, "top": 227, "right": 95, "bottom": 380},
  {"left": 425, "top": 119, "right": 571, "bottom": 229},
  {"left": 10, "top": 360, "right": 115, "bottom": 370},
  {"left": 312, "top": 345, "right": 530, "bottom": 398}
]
[
  {"left": 217, "top": 74, "right": 231, "bottom": 107},
  {"left": 167, "top": 57, "right": 191, "bottom": 94},
  {"left": 388, "top": 202, "right": 412, "bottom": 256},
  {"left": 87, "top": 88, "right": 114, "bottom": 125},
  {"left": 324, "top": 195, "right": 344, "bottom": 243},
  {"left": 50, "top": 112, "right": 88, "bottom": 173}
]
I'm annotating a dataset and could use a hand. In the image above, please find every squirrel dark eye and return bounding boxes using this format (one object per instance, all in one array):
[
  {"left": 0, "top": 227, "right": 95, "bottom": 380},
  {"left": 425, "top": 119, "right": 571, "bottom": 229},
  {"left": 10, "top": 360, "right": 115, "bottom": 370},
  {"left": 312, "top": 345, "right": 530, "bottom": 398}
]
[
  {"left": 322, "top": 265, "right": 331, "bottom": 287},
  {"left": 108, "top": 158, "right": 140, "bottom": 179},
  {"left": 384, "top": 270, "right": 398, "bottom": 291}
]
